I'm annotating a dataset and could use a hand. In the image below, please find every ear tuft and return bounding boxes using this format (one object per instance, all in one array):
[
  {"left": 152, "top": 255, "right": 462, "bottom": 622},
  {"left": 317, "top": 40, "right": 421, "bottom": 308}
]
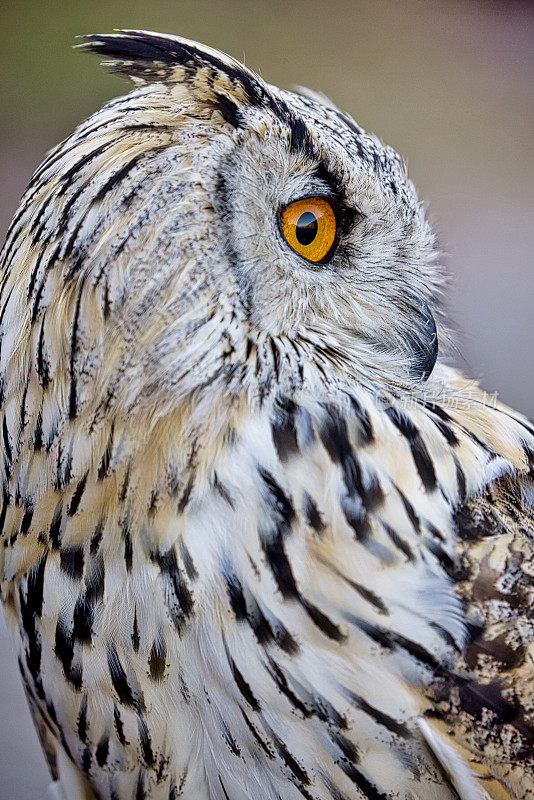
[{"left": 76, "top": 29, "right": 267, "bottom": 107}]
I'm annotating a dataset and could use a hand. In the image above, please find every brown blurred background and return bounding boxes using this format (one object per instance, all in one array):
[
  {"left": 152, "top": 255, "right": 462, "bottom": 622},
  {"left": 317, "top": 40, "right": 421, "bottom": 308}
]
[{"left": 1, "top": 1, "right": 533, "bottom": 797}]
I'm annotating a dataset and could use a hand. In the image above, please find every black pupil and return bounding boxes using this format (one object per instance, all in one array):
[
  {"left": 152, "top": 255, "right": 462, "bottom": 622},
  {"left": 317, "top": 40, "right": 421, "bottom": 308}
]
[{"left": 295, "top": 211, "right": 318, "bottom": 246}]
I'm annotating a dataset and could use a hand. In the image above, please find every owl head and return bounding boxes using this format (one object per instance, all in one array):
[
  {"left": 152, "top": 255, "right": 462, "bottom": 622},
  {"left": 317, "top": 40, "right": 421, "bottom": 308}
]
[{"left": 1, "top": 31, "right": 441, "bottom": 443}]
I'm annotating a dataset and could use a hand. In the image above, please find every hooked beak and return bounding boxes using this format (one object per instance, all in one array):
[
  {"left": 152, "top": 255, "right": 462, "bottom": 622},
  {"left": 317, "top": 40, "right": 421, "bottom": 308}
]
[{"left": 406, "top": 298, "right": 438, "bottom": 381}]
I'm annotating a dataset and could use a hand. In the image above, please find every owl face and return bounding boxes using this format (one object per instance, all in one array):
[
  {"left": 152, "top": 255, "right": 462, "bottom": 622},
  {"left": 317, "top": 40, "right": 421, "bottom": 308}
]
[
  {"left": 2, "top": 32, "right": 442, "bottom": 439},
  {"left": 212, "top": 86, "right": 440, "bottom": 387}
]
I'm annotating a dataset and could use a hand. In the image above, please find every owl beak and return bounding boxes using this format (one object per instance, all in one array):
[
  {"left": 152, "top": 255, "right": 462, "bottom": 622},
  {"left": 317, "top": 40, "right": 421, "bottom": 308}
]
[{"left": 407, "top": 298, "right": 438, "bottom": 381}]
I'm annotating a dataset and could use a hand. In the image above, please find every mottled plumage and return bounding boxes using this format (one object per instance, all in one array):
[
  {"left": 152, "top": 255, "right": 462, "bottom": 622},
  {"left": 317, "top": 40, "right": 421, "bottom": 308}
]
[{"left": 0, "top": 31, "right": 532, "bottom": 800}]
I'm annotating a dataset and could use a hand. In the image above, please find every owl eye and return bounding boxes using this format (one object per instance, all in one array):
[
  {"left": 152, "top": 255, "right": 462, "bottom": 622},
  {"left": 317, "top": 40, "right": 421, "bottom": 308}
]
[{"left": 280, "top": 197, "right": 337, "bottom": 263}]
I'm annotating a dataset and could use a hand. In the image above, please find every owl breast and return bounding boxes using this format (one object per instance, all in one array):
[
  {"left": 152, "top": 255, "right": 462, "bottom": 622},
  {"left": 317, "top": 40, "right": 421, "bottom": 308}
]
[{"left": 11, "top": 386, "right": 501, "bottom": 800}]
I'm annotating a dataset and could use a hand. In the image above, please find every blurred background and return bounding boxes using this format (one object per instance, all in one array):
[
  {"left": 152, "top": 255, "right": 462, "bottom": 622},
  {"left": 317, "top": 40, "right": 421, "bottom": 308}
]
[{"left": 0, "top": 1, "right": 532, "bottom": 797}]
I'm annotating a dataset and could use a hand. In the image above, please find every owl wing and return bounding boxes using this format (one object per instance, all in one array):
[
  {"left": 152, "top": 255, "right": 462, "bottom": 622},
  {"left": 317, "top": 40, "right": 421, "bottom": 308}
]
[
  {"left": 422, "top": 473, "right": 534, "bottom": 800},
  {"left": 257, "top": 388, "right": 534, "bottom": 800}
]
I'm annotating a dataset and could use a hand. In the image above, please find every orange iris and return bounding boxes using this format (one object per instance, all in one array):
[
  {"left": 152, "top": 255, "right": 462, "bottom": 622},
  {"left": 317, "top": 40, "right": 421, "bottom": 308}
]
[{"left": 280, "top": 197, "right": 337, "bottom": 263}]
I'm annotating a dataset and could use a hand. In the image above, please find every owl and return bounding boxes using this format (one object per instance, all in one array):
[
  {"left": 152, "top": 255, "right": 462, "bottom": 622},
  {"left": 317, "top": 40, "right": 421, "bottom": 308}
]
[{"left": 0, "top": 29, "right": 532, "bottom": 800}]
